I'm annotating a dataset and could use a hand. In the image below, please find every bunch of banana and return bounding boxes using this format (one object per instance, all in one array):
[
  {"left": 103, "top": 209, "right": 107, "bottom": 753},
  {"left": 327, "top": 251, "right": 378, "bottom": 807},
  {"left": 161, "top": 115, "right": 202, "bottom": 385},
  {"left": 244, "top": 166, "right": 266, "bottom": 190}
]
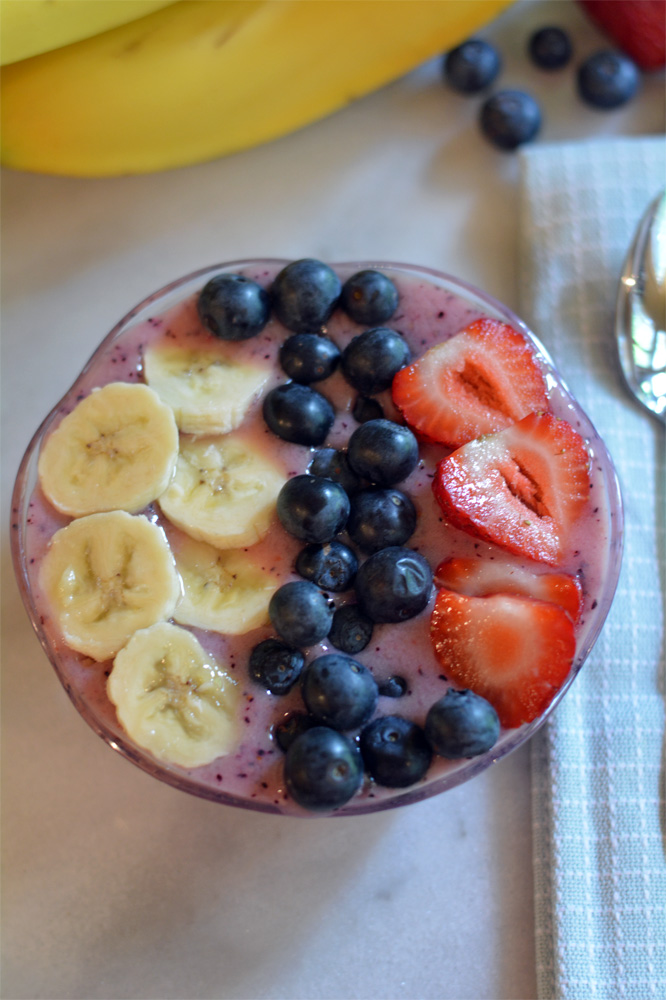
[
  {"left": 1, "top": 0, "right": 513, "bottom": 176},
  {"left": 0, "top": 0, "right": 177, "bottom": 65}
]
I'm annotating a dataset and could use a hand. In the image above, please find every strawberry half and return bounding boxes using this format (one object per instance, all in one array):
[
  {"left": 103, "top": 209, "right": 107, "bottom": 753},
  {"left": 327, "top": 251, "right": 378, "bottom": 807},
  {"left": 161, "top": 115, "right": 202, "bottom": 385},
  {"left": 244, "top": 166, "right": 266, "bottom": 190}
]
[
  {"left": 578, "top": 0, "right": 666, "bottom": 71},
  {"left": 435, "top": 556, "right": 583, "bottom": 623},
  {"left": 391, "top": 318, "right": 549, "bottom": 448},
  {"left": 432, "top": 412, "right": 591, "bottom": 566},
  {"left": 430, "top": 588, "right": 576, "bottom": 728}
]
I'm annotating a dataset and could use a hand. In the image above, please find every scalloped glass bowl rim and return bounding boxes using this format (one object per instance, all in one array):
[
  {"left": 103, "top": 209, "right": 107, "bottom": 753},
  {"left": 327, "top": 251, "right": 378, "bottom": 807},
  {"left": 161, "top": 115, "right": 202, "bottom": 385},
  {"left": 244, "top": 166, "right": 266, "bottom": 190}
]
[{"left": 11, "top": 258, "right": 624, "bottom": 817}]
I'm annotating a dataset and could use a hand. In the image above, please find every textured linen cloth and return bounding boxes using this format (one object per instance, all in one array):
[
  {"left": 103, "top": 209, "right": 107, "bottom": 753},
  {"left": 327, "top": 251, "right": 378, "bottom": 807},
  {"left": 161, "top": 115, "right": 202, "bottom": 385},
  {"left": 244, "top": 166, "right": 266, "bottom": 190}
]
[{"left": 518, "top": 137, "right": 666, "bottom": 1000}]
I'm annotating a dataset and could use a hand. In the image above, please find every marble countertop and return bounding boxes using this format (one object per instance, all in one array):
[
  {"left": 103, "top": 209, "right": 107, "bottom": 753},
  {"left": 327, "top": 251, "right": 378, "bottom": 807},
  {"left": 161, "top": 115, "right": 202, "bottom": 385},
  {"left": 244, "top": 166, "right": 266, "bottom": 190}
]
[{"left": 2, "top": 2, "right": 664, "bottom": 998}]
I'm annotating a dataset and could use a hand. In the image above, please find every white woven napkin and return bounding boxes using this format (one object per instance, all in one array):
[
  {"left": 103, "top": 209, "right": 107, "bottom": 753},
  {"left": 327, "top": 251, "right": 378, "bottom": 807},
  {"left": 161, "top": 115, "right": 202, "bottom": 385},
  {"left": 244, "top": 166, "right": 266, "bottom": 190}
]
[{"left": 518, "top": 136, "right": 666, "bottom": 1000}]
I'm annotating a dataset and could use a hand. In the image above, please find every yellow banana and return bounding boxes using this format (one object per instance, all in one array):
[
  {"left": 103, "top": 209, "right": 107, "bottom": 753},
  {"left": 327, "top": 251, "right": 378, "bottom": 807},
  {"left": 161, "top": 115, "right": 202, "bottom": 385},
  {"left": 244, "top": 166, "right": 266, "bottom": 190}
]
[
  {"left": 0, "top": 0, "right": 177, "bottom": 66},
  {"left": 0, "top": 0, "right": 513, "bottom": 177}
]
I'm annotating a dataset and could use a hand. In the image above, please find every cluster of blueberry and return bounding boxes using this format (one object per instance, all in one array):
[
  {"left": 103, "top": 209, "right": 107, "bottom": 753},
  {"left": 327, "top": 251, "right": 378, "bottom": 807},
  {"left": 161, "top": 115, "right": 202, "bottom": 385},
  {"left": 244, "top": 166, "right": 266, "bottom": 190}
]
[
  {"left": 443, "top": 25, "right": 641, "bottom": 151},
  {"left": 196, "top": 259, "right": 501, "bottom": 810}
]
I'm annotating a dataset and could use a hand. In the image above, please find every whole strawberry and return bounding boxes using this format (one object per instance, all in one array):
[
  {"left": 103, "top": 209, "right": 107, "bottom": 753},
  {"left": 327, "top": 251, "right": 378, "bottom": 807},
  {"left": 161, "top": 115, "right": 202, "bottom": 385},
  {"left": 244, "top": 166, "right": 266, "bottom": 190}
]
[{"left": 578, "top": 0, "right": 666, "bottom": 70}]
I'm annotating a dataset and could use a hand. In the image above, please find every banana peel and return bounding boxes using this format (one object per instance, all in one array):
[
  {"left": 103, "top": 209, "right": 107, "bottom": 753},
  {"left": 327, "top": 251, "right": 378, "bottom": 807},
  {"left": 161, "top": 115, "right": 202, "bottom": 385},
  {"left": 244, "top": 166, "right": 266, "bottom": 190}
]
[
  {"left": 0, "top": 0, "right": 178, "bottom": 66},
  {"left": 1, "top": 0, "right": 514, "bottom": 177}
]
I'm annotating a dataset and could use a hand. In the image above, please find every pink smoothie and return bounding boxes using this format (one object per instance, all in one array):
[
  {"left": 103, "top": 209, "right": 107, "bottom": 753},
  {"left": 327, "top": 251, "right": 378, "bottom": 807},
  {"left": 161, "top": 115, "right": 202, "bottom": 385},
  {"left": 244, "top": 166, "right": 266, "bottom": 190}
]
[{"left": 13, "top": 261, "right": 621, "bottom": 816}]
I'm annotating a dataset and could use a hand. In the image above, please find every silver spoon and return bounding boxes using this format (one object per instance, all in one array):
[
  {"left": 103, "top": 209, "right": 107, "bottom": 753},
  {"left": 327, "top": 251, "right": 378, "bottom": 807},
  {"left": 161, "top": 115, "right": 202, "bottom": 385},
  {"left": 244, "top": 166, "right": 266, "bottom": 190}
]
[{"left": 615, "top": 189, "right": 666, "bottom": 424}]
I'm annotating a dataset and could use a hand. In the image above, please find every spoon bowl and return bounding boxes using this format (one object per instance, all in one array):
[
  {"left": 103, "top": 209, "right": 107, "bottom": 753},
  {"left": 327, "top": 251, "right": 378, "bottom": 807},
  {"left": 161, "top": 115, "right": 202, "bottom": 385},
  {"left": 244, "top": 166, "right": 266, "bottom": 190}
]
[{"left": 615, "top": 189, "right": 666, "bottom": 423}]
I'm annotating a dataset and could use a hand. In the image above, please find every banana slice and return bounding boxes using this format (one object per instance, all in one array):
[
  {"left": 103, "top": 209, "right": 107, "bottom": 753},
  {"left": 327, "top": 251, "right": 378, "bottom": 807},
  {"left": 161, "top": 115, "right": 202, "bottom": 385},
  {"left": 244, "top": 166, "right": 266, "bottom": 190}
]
[
  {"left": 143, "top": 343, "right": 271, "bottom": 435},
  {"left": 38, "top": 381, "right": 179, "bottom": 516},
  {"left": 173, "top": 536, "right": 278, "bottom": 634},
  {"left": 107, "top": 621, "right": 240, "bottom": 769},
  {"left": 159, "top": 434, "right": 286, "bottom": 549},
  {"left": 39, "top": 511, "right": 181, "bottom": 662}
]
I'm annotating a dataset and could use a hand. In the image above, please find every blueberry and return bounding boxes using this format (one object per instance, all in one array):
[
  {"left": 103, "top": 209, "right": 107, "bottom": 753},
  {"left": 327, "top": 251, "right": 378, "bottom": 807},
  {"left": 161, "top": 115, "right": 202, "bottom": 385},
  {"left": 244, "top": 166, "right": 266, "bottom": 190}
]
[
  {"left": 577, "top": 51, "right": 640, "bottom": 109},
  {"left": 197, "top": 273, "right": 270, "bottom": 341},
  {"left": 249, "top": 638, "right": 304, "bottom": 695},
  {"left": 308, "top": 447, "right": 362, "bottom": 495},
  {"left": 263, "top": 382, "right": 334, "bottom": 446},
  {"left": 271, "top": 259, "right": 341, "bottom": 334},
  {"left": 479, "top": 90, "right": 541, "bottom": 151},
  {"left": 347, "top": 487, "right": 416, "bottom": 553},
  {"left": 347, "top": 419, "right": 418, "bottom": 487},
  {"left": 360, "top": 715, "right": 432, "bottom": 788},
  {"left": 301, "top": 653, "right": 378, "bottom": 730},
  {"left": 284, "top": 727, "right": 363, "bottom": 812},
  {"left": 352, "top": 396, "right": 384, "bottom": 424},
  {"left": 274, "top": 712, "right": 316, "bottom": 753},
  {"left": 295, "top": 540, "right": 358, "bottom": 592},
  {"left": 341, "top": 327, "right": 411, "bottom": 395},
  {"left": 279, "top": 333, "right": 341, "bottom": 384},
  {"left": 355, "top": 546, "right": 433, "bottom": 623},
  {"left": 425, "top": 689, "right": 500, "bottom": 759},
  {"left": 528, "top": 26, "right": 572, "bottom": 70},
  {"left": 269, "top": 581, "right": 333, "bottom": 647},
  {"left": 328, "top": 604, "right": 374, "bottom": 654},
  {"left": 340, "top": 270, "right": 399, "bottom": 325},
  {"left": 277, "top": 475, "right": 350, "bottom": 544},
  {"left": 378, "top": 675, "right": 408, "bottom": 698},
  {"left": 443, "top": 39, "right": 501, "bottom": 93}
]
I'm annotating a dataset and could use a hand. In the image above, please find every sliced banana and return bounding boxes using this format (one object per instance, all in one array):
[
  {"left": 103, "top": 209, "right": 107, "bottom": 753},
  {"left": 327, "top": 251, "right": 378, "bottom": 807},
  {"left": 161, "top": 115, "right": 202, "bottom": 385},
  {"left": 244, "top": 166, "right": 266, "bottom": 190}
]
[
  {"left": 38, "top": 381, "right": 179, "bottom": 516},
  {"left": 173, "top": 536, "right": 278, "bottom": 634},
  {"left": 143, "top": 343, "right": 271, "bottom": 435},
  {"left": 39, "top": 511, "right": 181, "bottom": 662},
  {"left": 159, "top": 434, "right": 286, "bottom": 549},
  {"left": 107, "top": 621, "right": 240, "bottom": 769}
]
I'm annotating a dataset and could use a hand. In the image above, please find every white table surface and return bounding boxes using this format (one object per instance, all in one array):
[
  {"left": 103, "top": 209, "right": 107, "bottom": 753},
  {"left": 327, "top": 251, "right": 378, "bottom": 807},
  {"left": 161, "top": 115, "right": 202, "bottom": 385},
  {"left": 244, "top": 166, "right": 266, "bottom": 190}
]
[{"left": 2, "top": 2, "right": 664, "bottom": 998}]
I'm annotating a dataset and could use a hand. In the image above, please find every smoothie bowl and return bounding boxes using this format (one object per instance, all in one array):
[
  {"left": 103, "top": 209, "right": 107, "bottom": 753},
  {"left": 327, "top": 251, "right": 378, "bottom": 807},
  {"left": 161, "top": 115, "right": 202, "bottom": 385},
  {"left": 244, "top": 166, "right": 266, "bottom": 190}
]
[{"left": 11, "top": 259, "right": 623, "bottom": 816}]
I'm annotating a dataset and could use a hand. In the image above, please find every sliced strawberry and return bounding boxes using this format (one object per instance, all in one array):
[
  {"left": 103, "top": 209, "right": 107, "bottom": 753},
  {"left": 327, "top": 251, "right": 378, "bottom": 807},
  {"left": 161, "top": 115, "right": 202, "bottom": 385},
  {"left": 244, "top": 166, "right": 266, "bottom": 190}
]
[
  {"left": 391, "top": 318, "right": 549, "bottom": 448},
  {"left": 578, "top": 0, "right": 666, "bottom": 71},
  {"left": 432, "top": 412, "right": 591, "bottom": 566},
  {"left": 430, "top": 588, "right": 576, "bottom": 728},
  {"left": 434, "top": 556, "right": 583, "bottom": 623}
]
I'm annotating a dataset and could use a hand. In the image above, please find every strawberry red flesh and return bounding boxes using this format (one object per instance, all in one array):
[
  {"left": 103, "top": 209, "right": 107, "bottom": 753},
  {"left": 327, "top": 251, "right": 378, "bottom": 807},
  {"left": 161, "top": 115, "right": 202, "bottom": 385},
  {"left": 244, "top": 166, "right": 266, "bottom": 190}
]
[
  {"left": 432, "top": 412, "right": 591, "bottom": 566},
  {"left": 391, "top": 318, "right": 549, "bottom": 448},
  {"left": 430, "top": 588, "right": 576, "bottom": 728},
  {"left": 434, "top": 556, "right": 584, "bottom": 623},
  {"left": 578, "top": 0, "right": 666, "bottom": 71}
]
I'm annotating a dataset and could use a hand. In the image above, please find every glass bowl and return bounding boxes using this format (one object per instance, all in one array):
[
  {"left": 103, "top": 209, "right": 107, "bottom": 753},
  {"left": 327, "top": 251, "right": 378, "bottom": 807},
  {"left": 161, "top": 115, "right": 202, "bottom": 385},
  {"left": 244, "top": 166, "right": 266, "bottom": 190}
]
[{"left": 11, "top": 260, "right": 624, "bottom": 816}]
